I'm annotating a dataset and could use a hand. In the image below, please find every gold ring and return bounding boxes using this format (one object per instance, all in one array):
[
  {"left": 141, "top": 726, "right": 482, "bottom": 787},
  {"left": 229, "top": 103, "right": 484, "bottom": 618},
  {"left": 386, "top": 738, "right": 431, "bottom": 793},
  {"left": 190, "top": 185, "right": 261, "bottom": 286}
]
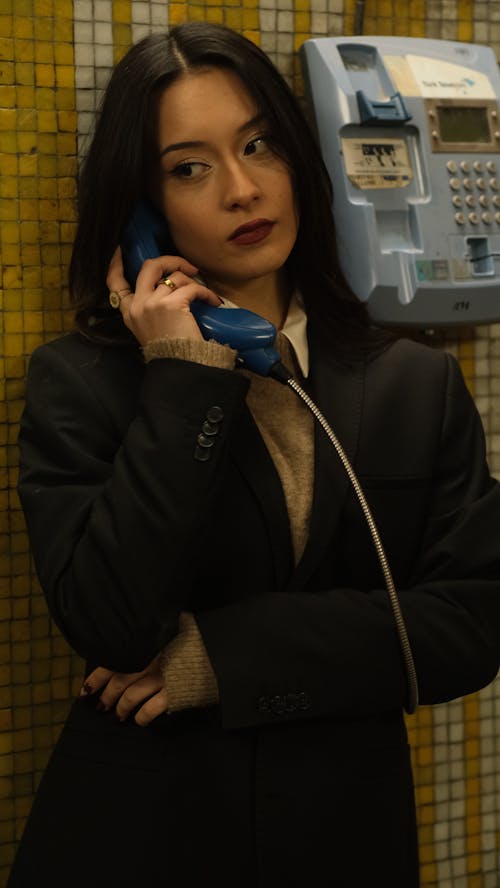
[
  {"left": 160, "top": 277, "right": 176, "bottom": 291},
  {"left": 108, "top": 287, "right": 131, "bottom": 309}
]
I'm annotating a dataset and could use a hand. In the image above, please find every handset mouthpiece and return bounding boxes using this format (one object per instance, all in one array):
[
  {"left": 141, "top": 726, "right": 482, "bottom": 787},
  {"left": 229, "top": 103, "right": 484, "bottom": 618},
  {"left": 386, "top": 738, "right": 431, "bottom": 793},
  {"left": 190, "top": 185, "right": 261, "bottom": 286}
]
[{"left": 190, "top": 302, "right": 287, "bottom": 377}]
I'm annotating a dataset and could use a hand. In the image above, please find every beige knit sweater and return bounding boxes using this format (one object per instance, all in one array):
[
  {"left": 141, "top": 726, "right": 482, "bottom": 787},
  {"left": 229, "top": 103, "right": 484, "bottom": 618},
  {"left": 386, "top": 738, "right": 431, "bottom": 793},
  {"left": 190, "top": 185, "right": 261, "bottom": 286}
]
[{"left": 142, "top": 333, "right": 314, "bottom": 712}]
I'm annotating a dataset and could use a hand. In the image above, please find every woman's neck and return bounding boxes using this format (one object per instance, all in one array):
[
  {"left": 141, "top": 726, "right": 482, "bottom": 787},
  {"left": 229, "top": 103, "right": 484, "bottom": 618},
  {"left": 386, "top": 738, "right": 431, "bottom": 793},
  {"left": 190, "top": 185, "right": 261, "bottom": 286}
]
[{"left": 206, "top": 270, "right": 291, "bottom": 330}]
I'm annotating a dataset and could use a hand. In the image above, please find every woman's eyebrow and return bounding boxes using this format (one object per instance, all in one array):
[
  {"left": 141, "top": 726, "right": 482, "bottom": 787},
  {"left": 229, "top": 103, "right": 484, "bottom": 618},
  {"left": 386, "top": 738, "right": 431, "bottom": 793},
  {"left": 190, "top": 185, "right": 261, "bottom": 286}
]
[
  {"left": 238, "top": 112, "right": 265, "bottom": 133},
  {"left": 159, "top": 112, "right": 266, "bottom": 158},
  {"left": 159, "top": 139, "right": 205, "bottom": 157}
]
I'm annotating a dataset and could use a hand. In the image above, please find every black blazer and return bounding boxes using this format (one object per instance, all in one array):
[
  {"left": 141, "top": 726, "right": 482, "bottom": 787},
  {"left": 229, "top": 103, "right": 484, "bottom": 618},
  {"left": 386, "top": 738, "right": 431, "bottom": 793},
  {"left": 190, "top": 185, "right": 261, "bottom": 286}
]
[{"left": 8, "top": 325, "right": 500, "bottom": 888}]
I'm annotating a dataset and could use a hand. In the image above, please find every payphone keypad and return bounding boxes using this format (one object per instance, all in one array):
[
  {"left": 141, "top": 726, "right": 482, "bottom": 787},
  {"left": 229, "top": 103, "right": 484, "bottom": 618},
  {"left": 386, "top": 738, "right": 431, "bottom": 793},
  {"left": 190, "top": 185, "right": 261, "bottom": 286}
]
[{"left": 448, "top": 159, "right": 500, "bottom": 227}]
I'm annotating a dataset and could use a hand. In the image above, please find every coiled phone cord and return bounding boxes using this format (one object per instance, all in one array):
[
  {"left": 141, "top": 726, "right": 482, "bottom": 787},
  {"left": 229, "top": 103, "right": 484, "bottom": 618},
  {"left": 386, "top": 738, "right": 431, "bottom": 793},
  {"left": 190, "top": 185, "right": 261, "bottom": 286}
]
[{"left": 270, "top": 363, "right": 419, "bottom": 715}]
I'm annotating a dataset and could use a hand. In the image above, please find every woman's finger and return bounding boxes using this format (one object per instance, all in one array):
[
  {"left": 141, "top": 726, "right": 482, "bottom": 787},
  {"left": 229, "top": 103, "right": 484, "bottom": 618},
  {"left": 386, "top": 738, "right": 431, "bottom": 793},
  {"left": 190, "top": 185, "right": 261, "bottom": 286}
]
[
  {"left": 106, "top": 249, "right": 199, "bottom": 301},
  {"left": 97, "top": 669, "right": 146, "bottom": 710},
  {"left": 135, "top": 255, "right": 199, "bottom": 293},
  {"left": 114, "top": 673, "right": 165, "bottom": 721},
  {"left": 134, "top": 689, "right": 170, "bottom": 726},
  {"left": 152, "top": 272, "right": 222, "bottom": 307},
  {"left": 79, "top": 666, "right": 114, "bottom": 696},
  {"left": 106, "top": 246, "right": 130, "bottom": 293}
]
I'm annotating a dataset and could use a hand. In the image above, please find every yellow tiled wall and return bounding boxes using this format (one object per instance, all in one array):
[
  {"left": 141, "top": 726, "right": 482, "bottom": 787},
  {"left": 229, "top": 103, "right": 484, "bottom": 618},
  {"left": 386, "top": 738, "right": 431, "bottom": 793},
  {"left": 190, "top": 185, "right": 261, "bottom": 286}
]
[
  {"left": 1, "top": 0, "right": 82, "bottom": 882},
  {"left": 1, "top": 2, "right": 500, "bottom": 886}
]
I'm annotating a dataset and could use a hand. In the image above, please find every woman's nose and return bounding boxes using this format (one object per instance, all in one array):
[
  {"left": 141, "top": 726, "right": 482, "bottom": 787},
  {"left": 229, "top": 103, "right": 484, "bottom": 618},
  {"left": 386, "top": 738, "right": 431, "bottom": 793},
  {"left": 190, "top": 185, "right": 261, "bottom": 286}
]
[{"left": 222, "top": 161, "right": 261, "bottom": 209}]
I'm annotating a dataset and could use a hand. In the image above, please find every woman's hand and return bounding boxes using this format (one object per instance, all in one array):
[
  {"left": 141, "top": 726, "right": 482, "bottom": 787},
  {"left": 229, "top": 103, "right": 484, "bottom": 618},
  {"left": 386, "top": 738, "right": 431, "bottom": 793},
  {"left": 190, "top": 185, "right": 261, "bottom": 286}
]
[
  {"left": 106, "top": 246, "right": 221, "bottom": 347},
  {"left": 80, "top": 655, "right": 168, "bottom": 726}
]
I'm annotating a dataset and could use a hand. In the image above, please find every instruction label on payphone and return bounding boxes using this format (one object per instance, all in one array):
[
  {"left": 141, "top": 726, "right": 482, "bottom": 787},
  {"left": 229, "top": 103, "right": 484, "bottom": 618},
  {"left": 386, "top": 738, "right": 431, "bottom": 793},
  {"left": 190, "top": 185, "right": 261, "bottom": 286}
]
[{"left": 342, "top": 138, "right": 413, "bottom": 189}]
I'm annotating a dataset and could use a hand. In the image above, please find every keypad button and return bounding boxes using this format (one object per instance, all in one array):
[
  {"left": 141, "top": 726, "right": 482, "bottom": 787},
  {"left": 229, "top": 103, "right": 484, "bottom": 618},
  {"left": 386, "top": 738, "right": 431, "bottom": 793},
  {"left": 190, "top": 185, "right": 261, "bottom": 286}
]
[
  {"left": 463, "top": 178, "right": 474, "bottom": 191},
  {"left": 489, "top": 177, "right": 499, "bottom": 191},
  {"left": 476, "top": 177, "right": 486, "bottom": 190},
  {"left": 449, "top": 178, "right": 461, "bottom": 191},
  {"left": 479, "top": 194, "right": 490, "bottom": 207},
  {"left": 495, "top": 212, "right": 500, "bottom": 223},
  {"left": 460, "top": 160, "right": 471, "bottom": 173},
  {"left": 452, "top": 195, "right": 463, "bottom": 207},
  {"left": 454, "top": 212, "right": 466, "bottom": 225},
  {"left": 492, "top": 195, "right": 500, "bottom": 207},
  {"left": 468, "top": 212, "right": 479, "bottom": 224},
  {"left": 487, "top": 161, "right": 497, "bottom": 173},
  {"left": 473, "top": 161, "right": 484, "bottom": 173},
  {"left": 446, "top": 160, "right": 458, "bottom": 173},
  {"left": 482, "top": 212, "right": 492, "bottom": 224},
  {"left": 465, "top": 195, "right": 476, "bottom": 207}
]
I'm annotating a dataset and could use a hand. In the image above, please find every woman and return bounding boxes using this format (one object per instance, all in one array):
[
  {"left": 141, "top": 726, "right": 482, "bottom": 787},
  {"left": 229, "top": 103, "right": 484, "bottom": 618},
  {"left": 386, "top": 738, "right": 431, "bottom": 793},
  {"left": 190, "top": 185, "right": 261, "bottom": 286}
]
[{"left": 8, "top": 22, "right": 500, "bottom": 887}]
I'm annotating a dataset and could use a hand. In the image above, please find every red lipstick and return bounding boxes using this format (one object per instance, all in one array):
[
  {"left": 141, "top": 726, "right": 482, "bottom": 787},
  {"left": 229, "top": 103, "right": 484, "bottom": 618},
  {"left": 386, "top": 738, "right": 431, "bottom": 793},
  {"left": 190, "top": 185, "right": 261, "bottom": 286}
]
[{"left": 229, "top": 219, "right": 274, "bottom": 245}]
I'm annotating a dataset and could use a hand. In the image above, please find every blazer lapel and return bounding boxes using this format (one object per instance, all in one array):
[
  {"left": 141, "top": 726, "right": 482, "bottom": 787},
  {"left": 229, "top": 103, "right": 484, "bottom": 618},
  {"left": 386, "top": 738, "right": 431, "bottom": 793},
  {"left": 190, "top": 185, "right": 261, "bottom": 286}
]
[
  {"left": 226, "top": 331, "right": 366, "bottom": 597},
  {"left": 228, "top": 403, "right": 295, "bottom": 593},
  {"left": 286, "top": 333, "right": 365, "bottom": 593}
]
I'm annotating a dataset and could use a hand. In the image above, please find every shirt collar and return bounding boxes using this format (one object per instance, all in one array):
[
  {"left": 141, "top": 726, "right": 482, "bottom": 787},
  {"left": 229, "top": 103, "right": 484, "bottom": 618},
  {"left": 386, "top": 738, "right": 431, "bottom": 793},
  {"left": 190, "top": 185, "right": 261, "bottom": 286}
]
[
  {"left": 280, "top": 291, "right": 309, "bottom": 378},
  {"left": 218, "top": 291, "right": 309, "bottom": 378}
]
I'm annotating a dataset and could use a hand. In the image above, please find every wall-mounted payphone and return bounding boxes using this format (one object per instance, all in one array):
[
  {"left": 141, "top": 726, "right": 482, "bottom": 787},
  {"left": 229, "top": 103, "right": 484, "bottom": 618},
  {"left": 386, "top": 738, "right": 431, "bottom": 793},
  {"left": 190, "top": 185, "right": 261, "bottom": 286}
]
[{"left": 300, "top": 37, "right": 500, "bottom": 325}]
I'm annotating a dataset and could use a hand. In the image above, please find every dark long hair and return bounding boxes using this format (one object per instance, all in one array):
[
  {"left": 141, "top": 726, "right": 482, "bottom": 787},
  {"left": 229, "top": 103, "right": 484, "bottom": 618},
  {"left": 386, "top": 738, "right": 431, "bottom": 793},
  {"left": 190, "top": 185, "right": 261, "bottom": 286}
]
[{"left": 70, "top": 21, "right": 376, "bottom": 350}]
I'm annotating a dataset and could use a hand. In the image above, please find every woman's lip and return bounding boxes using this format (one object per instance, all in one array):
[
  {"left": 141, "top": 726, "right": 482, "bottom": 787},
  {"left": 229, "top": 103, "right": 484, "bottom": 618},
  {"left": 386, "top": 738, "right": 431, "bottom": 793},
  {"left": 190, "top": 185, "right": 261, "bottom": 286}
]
[{"left": 229, "top": 221, "right": 274, "bottom": 245}]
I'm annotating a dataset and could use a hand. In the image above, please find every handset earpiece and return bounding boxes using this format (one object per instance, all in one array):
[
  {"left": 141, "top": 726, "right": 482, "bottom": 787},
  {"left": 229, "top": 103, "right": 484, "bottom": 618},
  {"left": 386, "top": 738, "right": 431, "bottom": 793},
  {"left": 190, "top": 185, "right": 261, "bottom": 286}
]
[{"left": 120, "top": 200, "right": 169, "bottom": 289}]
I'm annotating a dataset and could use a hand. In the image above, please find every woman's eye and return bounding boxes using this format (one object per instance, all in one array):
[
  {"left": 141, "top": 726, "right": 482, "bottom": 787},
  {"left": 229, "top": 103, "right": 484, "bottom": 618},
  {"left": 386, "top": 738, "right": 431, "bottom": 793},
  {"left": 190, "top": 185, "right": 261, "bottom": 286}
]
[
  {"left": 171, "top": 161, "right": 207, "bottom": 178},
  {"left": 244, "top": 136, "right": 270, "bottom": 156}
]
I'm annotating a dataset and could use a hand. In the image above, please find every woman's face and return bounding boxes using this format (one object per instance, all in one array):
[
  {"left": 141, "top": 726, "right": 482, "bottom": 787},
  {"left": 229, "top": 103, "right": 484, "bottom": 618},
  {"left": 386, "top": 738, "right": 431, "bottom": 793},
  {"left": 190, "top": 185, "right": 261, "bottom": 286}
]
[{"left": 155, "top": 68, "right": 298, "bottom": 296}]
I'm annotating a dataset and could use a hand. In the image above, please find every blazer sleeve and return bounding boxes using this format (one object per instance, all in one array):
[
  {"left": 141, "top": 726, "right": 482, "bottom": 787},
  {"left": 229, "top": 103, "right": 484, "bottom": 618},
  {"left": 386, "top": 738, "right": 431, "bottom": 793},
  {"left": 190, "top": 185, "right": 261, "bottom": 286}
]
[
  {"left": 17, "top": 340, "right": 249, "bottom": 672},
  {"left": 195, "top": 352, "right": 500, "bottom": 729}
]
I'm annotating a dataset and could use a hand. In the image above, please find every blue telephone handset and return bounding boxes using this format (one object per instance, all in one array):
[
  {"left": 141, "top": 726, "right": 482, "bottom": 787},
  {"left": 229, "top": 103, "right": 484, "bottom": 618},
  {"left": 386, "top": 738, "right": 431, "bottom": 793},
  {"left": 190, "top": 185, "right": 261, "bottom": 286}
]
[{"left": 120, "top": 200, "right": 283, "bottom": 376}]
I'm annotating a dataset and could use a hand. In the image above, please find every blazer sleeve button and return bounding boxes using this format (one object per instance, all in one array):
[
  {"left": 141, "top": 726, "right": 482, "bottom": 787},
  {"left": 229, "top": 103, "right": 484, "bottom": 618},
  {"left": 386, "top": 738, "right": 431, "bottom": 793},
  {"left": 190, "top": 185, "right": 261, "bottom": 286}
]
[
  {"left": 258, "top": 696, "right": 270, "bottom": 713},
  {"left": 284, "top": 693, "right": 298, "bottom": 712},
  {"left": 194, "top": 446, "right": 211, "bottom": 462},
  {"left": 270, "top": 695, "right": 286, "bottom": 715},
  {"left": 197, "top": 433, "right": 215, "bottom": 448},
  {"left": 206, "top": 406, "right": 224, "bottom": 424},
  {"left": 202, "top": 421, "right": 218, "bottom": 436},
  {"left": 297, "top": 692, "right": 311, "bottom": 711}
]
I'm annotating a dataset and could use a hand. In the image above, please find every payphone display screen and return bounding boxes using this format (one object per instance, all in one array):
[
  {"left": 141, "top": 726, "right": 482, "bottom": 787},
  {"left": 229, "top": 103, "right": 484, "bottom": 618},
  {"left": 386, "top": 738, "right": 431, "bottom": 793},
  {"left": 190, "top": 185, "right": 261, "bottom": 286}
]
[{"left": 437, "top": 105, "right": 491, "bottom": 143}]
